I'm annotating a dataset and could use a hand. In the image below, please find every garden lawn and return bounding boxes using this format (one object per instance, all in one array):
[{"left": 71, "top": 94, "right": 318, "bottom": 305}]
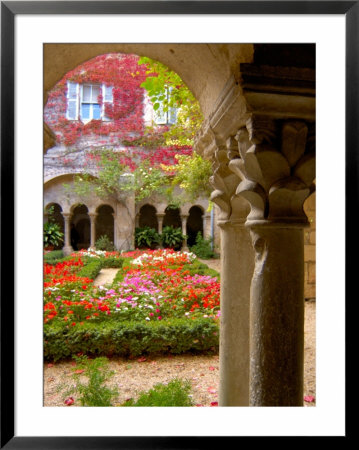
[{"left": 44, "top": 249, "right": 220, "bottom": 361}]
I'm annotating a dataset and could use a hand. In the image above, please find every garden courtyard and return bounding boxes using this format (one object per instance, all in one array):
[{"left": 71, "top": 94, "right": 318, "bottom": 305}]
[{"left": 43, "top": 249, "right": 315, "bottom": 407}]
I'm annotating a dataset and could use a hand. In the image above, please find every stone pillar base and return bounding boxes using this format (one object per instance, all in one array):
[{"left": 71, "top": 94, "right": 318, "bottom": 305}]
[{"left": 62, "top": 245, "right": 73, "bottom": 256}]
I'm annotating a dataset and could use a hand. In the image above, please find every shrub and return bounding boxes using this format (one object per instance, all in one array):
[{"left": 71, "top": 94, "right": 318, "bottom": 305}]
[
  {"left": 44, "top": 250, "right": 64, "bottom": 262},
  {"left": 123, "top": 379, "right": 193, "bottom": 407},
  {"left": 44, "top": 222, "right": 64, "bottom": 248},
  {"left": 44, "top": 318, "right": 219, "bottom": 361},
  {"left": 101, "top": 256, "right": 124, "bottom": 268},
  {"left": 190, "top": 232, "right": 214, "bottom": 259},
  {"left": 135, "top": 227, "right": 161, "bottom": 249},
  {"left": 182, "top": 260, "right": 220, "bottom": 279},
  {"left": 161, "top": 226, "right": 186, "bottom": 250},
  {"left": 77, "top": 259, "right": 103, "bottom": 279},
  {"left": 95, "top": 235, "right": 115, "bottom": 252},
  {"left": 63, "top": 356, "right": 118, "bottom": 406}
]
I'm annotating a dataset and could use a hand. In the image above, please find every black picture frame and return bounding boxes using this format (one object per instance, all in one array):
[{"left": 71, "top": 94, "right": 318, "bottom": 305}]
[{"left": 1, "top": 1, "right": 354, "bottom": 447}]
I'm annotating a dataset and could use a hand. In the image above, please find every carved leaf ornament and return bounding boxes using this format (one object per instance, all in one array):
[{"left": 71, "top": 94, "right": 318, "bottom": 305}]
[{"left": 233, "top": 119, "right": 315, "bottom": 224}]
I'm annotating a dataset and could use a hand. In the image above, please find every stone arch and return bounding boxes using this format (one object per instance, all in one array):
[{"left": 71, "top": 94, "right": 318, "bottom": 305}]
[
  {"left": 138, "top": 204, "right": 158, "bottom": 231},
  {"left": 95, "top": 204, "right": 114, "bottom": 243},
  {"left": 71, "top": 204, "right": 90, "bottom": 250},
  {"left": 186, "top": 205, "right": 204, "bottom": 247},
  {"left": 163, "top": 205, "right": 181, "bottom": 229},
  {"left": 44, "top": 44, "right": 254, "bottom": 120}
]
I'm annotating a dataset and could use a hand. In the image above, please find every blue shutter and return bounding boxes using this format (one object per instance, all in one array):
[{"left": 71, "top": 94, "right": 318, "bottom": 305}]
[
  {"left": 66, "top": 82, "right": 79, "bottom": 120},
  {"left": 102, "top": 84, "right": 113, "bottom": 120}
]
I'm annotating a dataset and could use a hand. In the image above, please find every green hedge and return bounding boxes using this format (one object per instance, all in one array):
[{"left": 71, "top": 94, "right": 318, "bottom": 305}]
[
  {"left": 44, "top": 250, "right": 64, "bottom": 263},
  {"left": 44, "top": 318, "right": 219, "bottom": 362},
  {"left": 182, "top": 260, "right": 220, "bottom": 279},
  {"left": 77, "top": 259, "right": 103, "bottom": 280},
  {"left": 101, "top": 256, "right": 124, "bottom": 269}
]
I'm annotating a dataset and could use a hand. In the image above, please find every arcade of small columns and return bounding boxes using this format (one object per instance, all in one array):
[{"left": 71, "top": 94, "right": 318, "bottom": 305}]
[
  {"left": 45, "top": 200, "right": 209, "bottom": 253},
  {"left": 44, "top": 205, "right": 115, "bottom": 253},
  {"left": 135, "top": 203, "right": 210, "bottom": 249}
]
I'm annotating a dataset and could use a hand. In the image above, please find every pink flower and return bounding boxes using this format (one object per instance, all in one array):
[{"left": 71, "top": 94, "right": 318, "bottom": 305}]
[
  {"left": 304, "top": 395, "right": 315, "bottom": 403},
  {"left": 158, "top": 316, "right": 162, "bottom": 320},
  {"left": 210, "top": 401, "right": 218, "bottom": 407},
  {"left": 149, "top": 312, "right": 154, "bottom": 317}
]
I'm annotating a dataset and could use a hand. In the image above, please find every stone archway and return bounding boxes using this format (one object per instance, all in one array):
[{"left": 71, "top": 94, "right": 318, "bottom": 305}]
[
  {"left": 71, "top": 204, "right": 90, "bottom": 250},
  {"left": 186, "top": 205, "right": 204, "bottom": 247},
  {"left": 96, "top": 204, "right": 114, "bottom": 244},
  {"left": 43, "top": 43, "right": 316, "bottom": 407},
  {"left": 138, "top": 204, "right": 158, "bottom": 231}
]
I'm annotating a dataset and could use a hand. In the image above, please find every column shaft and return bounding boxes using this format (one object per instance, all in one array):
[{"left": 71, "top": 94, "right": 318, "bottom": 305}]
[
  {"left": 62, "top": 214, "right": 72, "bottom": 256},
  {"left": 249, "top": 225, "right": 305, "bottom": 406},
  {"left": 219, "top": 223, "right": 254, "bottom": 406},
  {"left": 181, "top": 215, "right": 188, "bottom": 250},
  {"left": 89, "top": 214, "right": 97, "bottom": 248}
]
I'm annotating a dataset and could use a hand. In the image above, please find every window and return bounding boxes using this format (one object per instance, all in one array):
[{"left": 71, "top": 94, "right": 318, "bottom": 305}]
[
  {"left": 154, "top": 87, "right": 177, "bottom": 125},
  {"left": 66, "top": 82, "right": 113, "bottom": 122}
]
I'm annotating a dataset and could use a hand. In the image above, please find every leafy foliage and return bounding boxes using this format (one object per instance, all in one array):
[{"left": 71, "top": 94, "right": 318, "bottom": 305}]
[
  {"left": 161, "top": 226, "right": 186, "bottom": 250},
  {"left": 44, "top": 250, "right": 64, "bottom": 262},
  {"left": 138, "top": 56, "right": 203, "bottom": 146},
  {"left": 95, "top": 235, "right": 115, "bottom": 252},
  {"left": 63, "top": 356, "right": 118, "bottom": 406},
  {"left": 43, "top": 222, "right": 64, "bottom": 248},
  {"left": 44, "top": 318, "right": 219, "bottom": 361},
  {"left": 123, "top": 378, "right": 193, "bottom": 407},
  {"left": 163, "top": 152, "right": 213, "bottom": 203},
  {"left": 135, "top": 227, "right": 161, "bottom": 249},
  {"left": 190, "top": 232, "right": 215, "bottom": 259}
]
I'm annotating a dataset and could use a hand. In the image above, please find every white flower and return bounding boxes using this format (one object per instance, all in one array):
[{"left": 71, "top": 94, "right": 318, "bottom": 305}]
[{"left": 145, "top": 317, "right": 150, "bottom": 321}]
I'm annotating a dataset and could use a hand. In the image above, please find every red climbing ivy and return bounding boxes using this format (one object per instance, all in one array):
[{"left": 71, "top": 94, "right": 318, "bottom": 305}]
[{"left": 44, "top": 53, "right": 193, "bottom": 167}]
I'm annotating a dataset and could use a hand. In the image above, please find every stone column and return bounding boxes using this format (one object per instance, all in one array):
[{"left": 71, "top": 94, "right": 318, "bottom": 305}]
[
  {"left": 202, "top": 213, "right": 207, "bottom": 239},
  {"left": 156, "top": 213, "right": 164, "bottom": 234},
  {"left": 248, "top": 224, "right": 305, "bottom": 405},
  {"left": 62, "top": 212, "right": 73, "bottom": 256},
  {"left": 218, "top": 220, "right": 253, "bottom": 406},
  {"left": 210, "top": 136, "right": 254, "bottom": 406},
  {"left": 181, "top": 214, "right": 188, "bottom": 250},
  {"left": 236, "top": 118, "right": 315, "bottom": 406},
  {"left": 89, "top": 213, "right": 97, "bottom": 249}
]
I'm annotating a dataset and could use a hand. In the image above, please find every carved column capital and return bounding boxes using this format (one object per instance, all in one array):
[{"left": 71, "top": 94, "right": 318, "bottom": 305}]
[{"left": 233, "top": 117, "right": 315, "bottom": 226}]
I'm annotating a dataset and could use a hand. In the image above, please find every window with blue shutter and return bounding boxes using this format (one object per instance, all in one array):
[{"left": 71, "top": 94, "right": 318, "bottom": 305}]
[{"left": 66, "top": 82, "right": 113, "bottom": 122}]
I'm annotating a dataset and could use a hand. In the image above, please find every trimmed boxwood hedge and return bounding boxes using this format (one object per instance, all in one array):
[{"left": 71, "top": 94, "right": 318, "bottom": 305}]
[
  {"left": 44, "top": 318, "right": 219, "bottom": 362},
  {"left": 77, "top": 259, "right": 104, "bottom": 280}
]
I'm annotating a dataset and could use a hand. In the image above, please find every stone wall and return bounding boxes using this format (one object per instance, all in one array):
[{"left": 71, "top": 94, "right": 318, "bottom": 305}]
[{"left": 303, "top": 192, "right": 316, "bottom": 300}]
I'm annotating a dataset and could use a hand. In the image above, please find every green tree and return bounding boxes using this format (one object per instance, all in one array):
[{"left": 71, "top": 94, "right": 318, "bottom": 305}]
[
  {"left": 163, "top": 152, "right": 213, "bottom": 204},
  {"left": 65, "top": 150, "right": 169, "bottom": 202},
  {"left": 138, "top": 57, "right": 203, "bottom": 146}
]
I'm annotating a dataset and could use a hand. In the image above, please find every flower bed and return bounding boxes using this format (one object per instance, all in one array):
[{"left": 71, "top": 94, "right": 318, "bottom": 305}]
[{"left": 44, "top": 249, "right": 220, "bottom": 360}]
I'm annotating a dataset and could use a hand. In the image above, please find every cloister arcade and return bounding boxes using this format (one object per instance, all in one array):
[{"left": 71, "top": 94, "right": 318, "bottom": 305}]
[{"left": 44, "top": 43, "right": 316, "bottom": 406}]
